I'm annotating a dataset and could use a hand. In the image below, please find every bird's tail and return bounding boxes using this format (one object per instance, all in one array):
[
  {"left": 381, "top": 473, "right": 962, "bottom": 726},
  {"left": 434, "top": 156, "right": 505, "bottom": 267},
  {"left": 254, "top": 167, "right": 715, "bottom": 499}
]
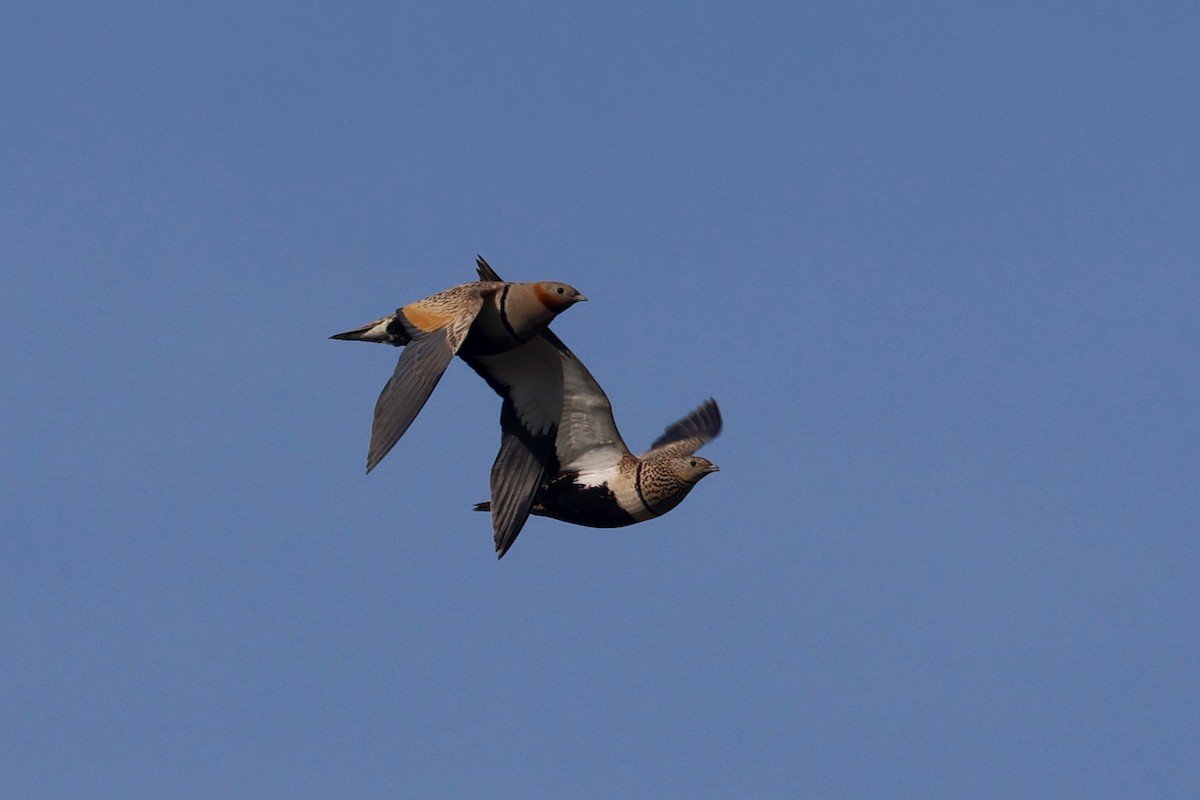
[{"left": 329, "top": 313, "right": 409, "bottom": 346}]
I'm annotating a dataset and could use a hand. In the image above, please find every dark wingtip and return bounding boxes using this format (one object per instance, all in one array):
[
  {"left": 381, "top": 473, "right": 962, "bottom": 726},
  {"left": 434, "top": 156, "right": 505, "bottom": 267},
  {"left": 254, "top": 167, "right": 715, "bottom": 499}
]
[
  {"left": 475, "top": 255, "right": 502, "bottom": 282},
  {"left": 495, "top": 535, "right": 516, "bottom": 559},
  {"left": 703, "top": 397, "right": 722, "bottom": 437},
  {"left": 649, "top": 397, "right": 723, "bottom": 450}
]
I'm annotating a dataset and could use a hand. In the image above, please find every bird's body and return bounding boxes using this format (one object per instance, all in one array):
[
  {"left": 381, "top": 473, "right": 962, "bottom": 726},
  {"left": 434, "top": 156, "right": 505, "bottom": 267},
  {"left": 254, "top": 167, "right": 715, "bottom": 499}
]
[
  {"left": 331, "top": 276, "right": 585, "bottom": 473},
  {"left": 337, "top": 280, "right": 579, "bottom": 357},
  {"left": 539, "top": 399, "right": 723, "bottom": 529},
  {"left": 469, "top": 259, "right": 721, "bottom": 555},
  {"left": 331, "top": 265, "right": 586, "bottom": 551},
  {"left": 475, "top": 401, "right": 721, "bottom": 531}
]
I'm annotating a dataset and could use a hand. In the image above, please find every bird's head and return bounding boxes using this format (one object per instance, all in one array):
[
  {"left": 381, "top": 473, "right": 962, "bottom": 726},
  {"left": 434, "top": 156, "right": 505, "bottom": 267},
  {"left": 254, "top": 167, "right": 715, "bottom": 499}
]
[
  {"left": 671, "top": 456, "right": 720, "bottom": 484},
  {"left": 534, "top": 282, "right": 588, "bottom": 312}
]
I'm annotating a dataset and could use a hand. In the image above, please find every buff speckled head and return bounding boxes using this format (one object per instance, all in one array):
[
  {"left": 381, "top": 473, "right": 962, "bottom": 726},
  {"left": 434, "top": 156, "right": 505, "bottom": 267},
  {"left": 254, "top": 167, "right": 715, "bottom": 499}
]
[{"left": 671, "top": 455, "right": 720, "bottom": 484}]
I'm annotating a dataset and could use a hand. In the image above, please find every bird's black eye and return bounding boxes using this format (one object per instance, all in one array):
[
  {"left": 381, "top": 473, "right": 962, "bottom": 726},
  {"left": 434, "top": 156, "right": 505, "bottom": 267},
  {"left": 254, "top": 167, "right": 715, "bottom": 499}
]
[
  {"left": 689, "top": 459, "right": 697, "bottom": 467},
  {"left": 556, "top": 286, "right": 565, "bottom": 295}
]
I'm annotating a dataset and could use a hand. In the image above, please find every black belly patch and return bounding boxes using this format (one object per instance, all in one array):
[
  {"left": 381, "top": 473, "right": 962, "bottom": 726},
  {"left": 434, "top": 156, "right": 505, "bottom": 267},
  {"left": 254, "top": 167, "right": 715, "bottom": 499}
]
[{"left": 535, "top": 475, "right": 638, "bottom": 528}]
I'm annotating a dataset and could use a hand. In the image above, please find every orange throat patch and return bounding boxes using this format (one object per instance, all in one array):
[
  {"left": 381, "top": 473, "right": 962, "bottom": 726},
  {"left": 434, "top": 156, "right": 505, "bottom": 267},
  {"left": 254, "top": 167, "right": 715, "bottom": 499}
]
[{"left": 534, "top": 283, "right": 567, "bottom": 311}]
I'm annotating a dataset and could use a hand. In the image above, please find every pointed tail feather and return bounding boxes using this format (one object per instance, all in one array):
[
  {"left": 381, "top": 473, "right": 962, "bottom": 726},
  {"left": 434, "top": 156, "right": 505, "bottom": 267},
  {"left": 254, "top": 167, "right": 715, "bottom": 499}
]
[{"left": 330, "top": 313, "right": 410, "bottom": 346}]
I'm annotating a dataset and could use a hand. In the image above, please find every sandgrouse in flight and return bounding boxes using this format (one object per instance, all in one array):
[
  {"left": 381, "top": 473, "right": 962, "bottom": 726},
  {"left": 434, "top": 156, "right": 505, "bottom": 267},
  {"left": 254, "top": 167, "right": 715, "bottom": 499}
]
[
  {"left": 468, "top": 258, "right": 721, "bottom": 557},
  {"left": 331, "top": 267, "right": 586, "bottom": 546}
]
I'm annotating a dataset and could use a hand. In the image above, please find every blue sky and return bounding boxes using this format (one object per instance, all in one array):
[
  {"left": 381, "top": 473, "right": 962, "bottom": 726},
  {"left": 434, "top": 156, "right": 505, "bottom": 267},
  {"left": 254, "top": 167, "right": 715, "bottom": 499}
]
[{"left": 3, "top": 1, "right": 1197, "bottom": 797}]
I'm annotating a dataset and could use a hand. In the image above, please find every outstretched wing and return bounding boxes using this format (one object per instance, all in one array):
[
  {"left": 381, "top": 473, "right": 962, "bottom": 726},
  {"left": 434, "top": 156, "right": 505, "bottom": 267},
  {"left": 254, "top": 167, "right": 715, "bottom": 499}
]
[
  {"left": 489, "top": 398, "right": 555, "bottom": 558},
  {"left": 464, "top": 337, "right": 565, "bottom": 557},
  {"left": 545, "top": 329, "right": 628, "bottom": 475},
  {"left": 639, "top": 398, "right": 722, "bottom": 459},
  {"left": 365, "top": 288, "right": 488, "bottom": 473},
  {"left": 467, "top": 257, "right": 628, "bottom": 555},
  {"left": 474, "top": 255, "right": 628, "bottom": 472}
]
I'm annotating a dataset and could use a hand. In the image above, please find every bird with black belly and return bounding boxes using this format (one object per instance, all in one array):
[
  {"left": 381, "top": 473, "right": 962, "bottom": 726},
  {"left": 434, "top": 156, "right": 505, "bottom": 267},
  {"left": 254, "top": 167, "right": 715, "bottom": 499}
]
[
  {"left": 468, "top": 258, "right": 721, "bottom": 557},
  {"left": 475, "top": 399, "right": 721, "bottom": 529}
]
